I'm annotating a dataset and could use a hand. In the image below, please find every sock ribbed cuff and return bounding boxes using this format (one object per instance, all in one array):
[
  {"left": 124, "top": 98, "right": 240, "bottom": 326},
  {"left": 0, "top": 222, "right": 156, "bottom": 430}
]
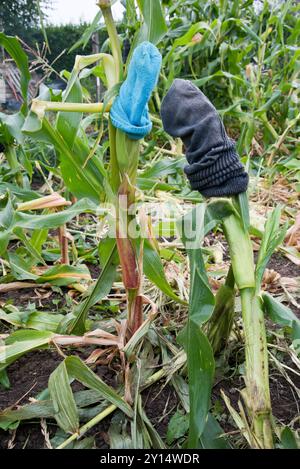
[{"left": 184, "top": 144, "right": 249, "bottom": 197}]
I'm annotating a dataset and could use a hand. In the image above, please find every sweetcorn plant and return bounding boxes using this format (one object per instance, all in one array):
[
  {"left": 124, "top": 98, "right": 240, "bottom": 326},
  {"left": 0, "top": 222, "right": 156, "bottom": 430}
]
[
  {"left": 0, "top": 0, "right": 299, "bottom": 450},
  {"left": 178, "top": 181, "right": 300, "bottom": 450}
]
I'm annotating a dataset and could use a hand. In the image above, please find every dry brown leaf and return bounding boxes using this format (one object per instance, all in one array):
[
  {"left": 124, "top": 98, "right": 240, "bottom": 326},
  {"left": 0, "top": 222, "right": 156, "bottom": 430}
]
[
  {"left": 285, "top": 212, "right": 300, "bottom": 247},
  {"left": 281, "top": 277, "right": 300, "bottom": 291},
  {"left": 16, "top": 192, "right": 71, "bottom": 211},
  {"left": 85, "top": 347, "right": 115, "bottom": 364},
  {"left": 0, "top": 282, "right": 43, "bottom": 293},
  {"left": 262, "top": 269, "right": 281, "bottom": 292}
]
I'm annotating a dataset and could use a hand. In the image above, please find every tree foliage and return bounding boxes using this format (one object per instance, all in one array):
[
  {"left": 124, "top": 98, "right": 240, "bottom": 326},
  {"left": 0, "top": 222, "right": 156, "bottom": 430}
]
[{"left": 0, "top": 0, "right": 51, "bottom": 37}]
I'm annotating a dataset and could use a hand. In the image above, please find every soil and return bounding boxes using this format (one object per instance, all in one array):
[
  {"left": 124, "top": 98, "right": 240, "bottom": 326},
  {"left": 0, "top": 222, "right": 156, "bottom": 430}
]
[
  {"left": 143, "top": 383, "right": 178, "bottom": 436},
  {"left": 205, "top": 234, "right": 299, "bottom": 278},
  {"left": 0, "top": 288, "right": 66, "bottom": 312},
  {"left": 0, "top": 247, "right": 299, "bottom": 449},
  {"left": 213, "top": 357, "right": 300, "bottom": 437},
  {"left": 265, "top": 253, "right": 300, "bottom": 320},
  {"left": 0, "top": 351, "right": 298, "bottom": 449},
  {"left": 0, "top": 350, "right": 177, "bottom": 449},
  {"left": 1, "top": 342, "right": 299, "bottom": 449},
  {"left": 267, "top": 253, "right": 299, "bottom": 278},
  {"left": 0, "top": 350, "right": 62, "bottom": 449},
  {"left": 86, "top": 262, "right": 101, "bottom": 280},
  {"left": 0, "top": 262, "right": 102, "bottom": 314},
  {"left": 205, "top": 234, "right": 300, "bottom": 318},
  {"left": 0, "top": 351, "right": 62, "bottom": 412}
]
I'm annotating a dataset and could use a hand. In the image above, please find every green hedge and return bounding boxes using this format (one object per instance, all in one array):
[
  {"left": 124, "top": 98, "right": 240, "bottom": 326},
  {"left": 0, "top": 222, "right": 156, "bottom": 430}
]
[{"left": 20, "top": 24, "right": 108, "bottom": 73}]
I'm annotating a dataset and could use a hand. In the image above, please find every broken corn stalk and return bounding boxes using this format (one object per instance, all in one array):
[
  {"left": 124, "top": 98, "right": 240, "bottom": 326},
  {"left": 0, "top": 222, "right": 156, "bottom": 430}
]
[{"left": 222, "top": 203, "right": 273, "bottom": 449}]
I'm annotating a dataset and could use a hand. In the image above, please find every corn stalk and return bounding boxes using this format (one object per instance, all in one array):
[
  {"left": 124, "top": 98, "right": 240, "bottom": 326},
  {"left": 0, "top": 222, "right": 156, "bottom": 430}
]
[
  {"left": 98, "top": 1, "right": 144, "bottom": 334},
  {"left": 222, "top": 203, "right": 273, "bottom": 449},
  {"left": 5, "top": 144, "right": 23, "bottom": 187},
  {"left": 28, "top": 2, "right": 146, "bottom": 335},
  {"left": 207, "top": 265, "right": 235, "bottom": 354}
]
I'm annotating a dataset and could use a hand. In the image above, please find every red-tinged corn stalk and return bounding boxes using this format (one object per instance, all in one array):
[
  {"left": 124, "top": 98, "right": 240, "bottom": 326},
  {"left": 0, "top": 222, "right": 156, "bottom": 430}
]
[
  {"left": 114, "top": 138, "right": 144, "bottom": 333},
  {"left": 98, "top": 0, "right": 145, "bottom": 334}
]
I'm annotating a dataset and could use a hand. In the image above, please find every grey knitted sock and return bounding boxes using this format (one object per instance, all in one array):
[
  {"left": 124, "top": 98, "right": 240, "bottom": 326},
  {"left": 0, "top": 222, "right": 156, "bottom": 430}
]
[{"left": 160, "top": 79, "right": 248, "bottom": 197}]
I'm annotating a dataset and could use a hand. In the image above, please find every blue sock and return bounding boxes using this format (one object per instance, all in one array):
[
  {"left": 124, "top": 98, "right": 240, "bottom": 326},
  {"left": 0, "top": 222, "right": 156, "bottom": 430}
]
[{"left": 110, "top": 41, "right": 162, "bottom": 140}]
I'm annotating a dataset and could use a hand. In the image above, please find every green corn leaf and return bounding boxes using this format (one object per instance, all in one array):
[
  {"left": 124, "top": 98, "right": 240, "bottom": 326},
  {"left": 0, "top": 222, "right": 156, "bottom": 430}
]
[
  {"left": 0, "top": 369, "right": 10, "bottom": 390},
  {"left": 0, "top": 399, "right": 55, "bottom": 430},
  {"left": 20, "top": 311, "right": 64, "bottom": 332},
  {"left": 255, "top": 207, "right": 288, "bottom": 290},
  {"left": 13, "top": 227, "right": 46, "bottom": 265},
  {"left": 193, "top": 70, "right": 247, "bottom": 88},
  {"left": 143, "top": 238, "right": 187, "bottom": 305},
  {"left": 254, "top": 90, "right": 282, "bottom": 116},
  {"left": 232, "top": 192, "right": 250, "bottom": 232},
  {"left": 0, "top": 232, "right": 10, "bottom": 259},
  {"left": 138, "top": 157, "right": 185, "bottom": 179},
  {"left": 0, "top": 196, "right": 98, "bottom": 256},
  {"left": 0, "top": 112, "right": 25, "bottom": 145},
  {"left": 6, "top": 329, "right": 53, "bottom": 344},
  {"left": 67, "top": 240, "right": 118, "bottom": 335},
  {"left": 30, "top": 228, "right": 49, "bottom": 255},
  {"left": 0, "top": 309, "right": 64, "bottom": 332},
  {"left": 7, "top": 250, "right": 91, "bottom": 285},
  {"left": 280, "top": 427, "right": 300, "bottom": 449},
  {"left": 0, "top": 33, "right": 30, "bottom": 106},
  {"left": 0, "top": 192, "right": 14, "bottom": 254},
  {"left": 15, "top": 198, "right": 99, "bottom": 230},
  {"left": 0, "top": 183, "right": 40, "bottom": 202},
  {"left": 261, "top": 292, "right": 300, "bottom": 343},
  {"left": 221, "top": 18, "right": 263, "bottom": 45},
  {"left": 237, "top": 19, "right": 263, "bottom": 44},
  {"left": 49, "top": 360, "right": 79, "bottom": 434},
  {"left": 125, "top": 0, "right": 137, "bottom": 25},
  {"left": 0, "top": 192, "right": 15, "bottom": 230},
  {"left": 207, "top": 281, "right": 235, "bottom": 354},
  {"left": 199, "top": 413, "right": 231, "bottom": 449},
  {"left": 0, "top": 389, "right": 105, "bottom": 430},
  {"left": 68, "top": 0, "right": 117, "bottom": 53},
  {"left": 187, "top": 326, "right": 215, "bottom": 448},
  {"left": 36, "top": 264, "right": 91, "bottom": 286},
  {"left": 0, "top": 330, "right": 54, "bottom": 371},
  {"left": 137, "top": 178, "right": 178, "bottom": 192},
  {"left": 177, "top": 204, "right": 215, "bottom": 448},
  {"left": 204, "top": 198, "right": 237, "bottom": 234},
  {"left": 166, "top": 410, "right": 189, "bottom": 444},
  {"left": 64, "top": 356, "right": 133, "bottom": 417},
  {"left": 22, "top": 113, "right": 105, "bottom": 203},
  {"left": 136, "top": 0, "right": 167, "bottom": 45},
  {"left": 7, "top": 252, "right": 38, "bottom": 281},
  {"left": 57, "top": 51, "right": 115, "bottom": 147},
  {"left": 56, "top": 74, "right": 83, "bottom": 149},
  {"left": 173, "top": 21, "right": 215, "bottom": 48}
]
